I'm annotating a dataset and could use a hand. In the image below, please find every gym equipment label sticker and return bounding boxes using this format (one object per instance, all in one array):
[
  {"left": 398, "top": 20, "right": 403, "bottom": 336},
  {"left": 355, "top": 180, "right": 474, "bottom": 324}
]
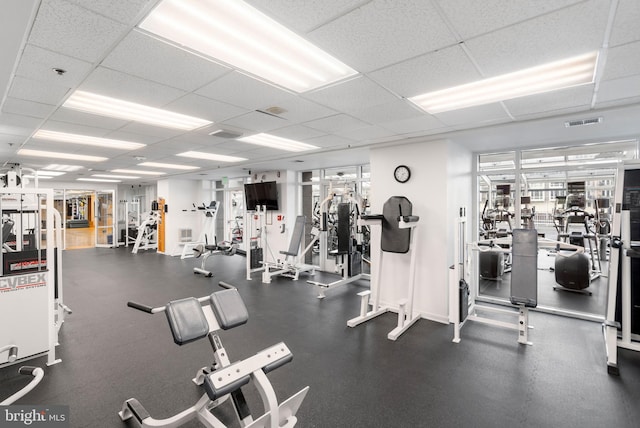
[{"left": 0, "top": 273, "right": 46, "bottom": 293}]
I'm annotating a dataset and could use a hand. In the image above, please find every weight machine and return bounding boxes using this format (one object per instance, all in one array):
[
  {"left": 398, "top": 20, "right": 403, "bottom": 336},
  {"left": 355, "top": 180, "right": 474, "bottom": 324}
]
[
  {"left": 261, "top": 215, "right": 319, "bottom": 284},
  {"left": 132, "top": 208, "right": 160, "bottom": 254},
  {"left": 348, "top": 196, "right": 420, "bottom": 341},
  {"left": 307, "top": 183, "right": 369, "bottom": 298},
  {"left": 1, "top": 186, "right": 70, "bottom": 374},
  {"left": 603, "top": 163, "right": 640, "bottom": 375},
  {"left": 120, "top": 283, "right": 308, "bottom": 428}
]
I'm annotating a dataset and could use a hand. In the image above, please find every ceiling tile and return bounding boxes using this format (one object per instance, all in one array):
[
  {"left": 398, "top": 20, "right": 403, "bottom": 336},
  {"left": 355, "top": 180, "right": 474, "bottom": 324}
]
[
  {"left": 609, "top": 0, "right": 640, "bottom": 47},
  {"left": 436, "top": 0, "right": 583, "bottom": 40},
  {"left": 601, "top": 40, "right": 640, "bottom": 81},
  {"left": 334, "top": 125, "right": 396, "bottom": 142},
  {"left": 0, "top": 112, "right": 43, "bottom": 134},
  {"left": 595, "top": 75, "right": 640, "bottom": 104},
  {"left": 246, "top": 0, "right": 366, "bottom": 34},
  {"left": 28, "top": 0, "right": 128, "bottom": 63},
  {"left": 164, "top": 93, "right": 249, "bottom": 123},
  {"left": 196, "top": 71, "right": 292, "bottom": 110},
  {"left": 221, "top": 111, "right": 289, "bottom": 133},
  {"left": 79, "top": 67, "right": 187, "bottom": 106},
  {"left": 304, "top": 134, "right": 355, "bottom": 148},
  {"left": 8, "top": 76, "right": 70, "bottom": 105},
  {"left": 503, "top": 85, "right": 595, "bottom": 119},
  {"left": 379, "top": 115, "right": 447, "bottom": 134},
  {"left": 116, "top": 122, "right": 187, "bottom": 139},
  {"left": 259, "top": 94, "right": 337, "bottom": 124},
  {"left": 102, "top": 31, "right": 231, "bottom": 92},
  {"left": 303, "top": 114, "right": 370, "bottom": 133},
  {"left": 2, "top": 98, "right": 57, "bottom": 119},
  {"left": 369, "top": 45, "right": 481, "bottom": 97},
  {"left": 267, "top": 125, "right": 326, "bottom": 141},
  {"left": 347, "top": 99, "right": 425, "bottom": 124},
  {"left": 308, "top": 0, "right": 457, "bottom": 72},
  {"left": 465, "top": 1, "right": 608, "bottom": 76},
  {"left": 103, "top": 130, "right": 166, "bottom": 145},
  {"left": 68, "top": 0, "right": 155, "bottom": 25},
  {"left": 48, "top": 109, "right": 130, "bottom": 130},
  {"left": 15, "top": 44, "right": 93, "bottom": 88},
  {"left": 433, "top": 103, "right": 511, "bottom": 127},
  {"left": 304, "top": 76, "right": 397, "bottom": 112}
]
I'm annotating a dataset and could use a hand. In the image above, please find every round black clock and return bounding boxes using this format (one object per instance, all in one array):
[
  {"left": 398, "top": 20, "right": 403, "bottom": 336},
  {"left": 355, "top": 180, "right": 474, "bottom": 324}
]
[{"left": 394, "top": 165, "right": 411, "bottom": 183}]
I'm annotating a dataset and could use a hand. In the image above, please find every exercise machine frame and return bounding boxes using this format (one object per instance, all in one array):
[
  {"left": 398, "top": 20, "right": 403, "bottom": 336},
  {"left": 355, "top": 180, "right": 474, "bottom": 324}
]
[{"left": 119, "top": 284, "right": 308, "bottom": 428}]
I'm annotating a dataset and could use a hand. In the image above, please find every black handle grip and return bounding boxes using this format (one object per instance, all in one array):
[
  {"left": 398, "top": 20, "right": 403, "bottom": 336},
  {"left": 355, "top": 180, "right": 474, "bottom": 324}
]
[
  {"left": 218, "top": 281, "right": 236, "bottom": 290},
  {"left": 127, "top": 302, "right": 155, "bottom": 313},
  {"left": 18, "top": 366, "right": 38, "bottom": 376}
]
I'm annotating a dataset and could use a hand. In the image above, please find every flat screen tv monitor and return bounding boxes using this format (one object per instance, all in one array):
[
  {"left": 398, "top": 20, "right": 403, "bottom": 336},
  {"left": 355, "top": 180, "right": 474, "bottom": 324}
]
[{"left": 244, "top": 181, "right": 279, "bottom": 211}]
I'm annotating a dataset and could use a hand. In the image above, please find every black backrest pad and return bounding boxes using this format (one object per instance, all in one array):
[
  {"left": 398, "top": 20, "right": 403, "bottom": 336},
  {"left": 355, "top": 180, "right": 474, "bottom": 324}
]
[
  {"left": 165, "top": 297, "right": 209, "bottom": 346},
  {"left": 510, "top": 229, "right": 538, "bottom": 308},
  {"left": 337, "top": 203, "right": 351, "bottom": 254},
  {"left": 209, "top": 289, "right": 249, "bottom": 330},
  {"left": 282, "top": 215, "right": 306, "bottom": 256},
  {"left": 381, "top": 196, "right": 412, "bottom": 253}
]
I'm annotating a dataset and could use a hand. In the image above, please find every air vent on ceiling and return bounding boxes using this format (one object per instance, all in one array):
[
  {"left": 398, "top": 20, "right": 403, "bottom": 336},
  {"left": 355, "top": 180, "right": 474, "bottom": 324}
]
[
  {"left": 255, "top": 106, "right": 287, "bottom": 118},
  {"left": 564, "top": 117, "right": 603, "bottom": 128},
  {"left": 208, "top": 129, "right": 243, "bottom": 139}
]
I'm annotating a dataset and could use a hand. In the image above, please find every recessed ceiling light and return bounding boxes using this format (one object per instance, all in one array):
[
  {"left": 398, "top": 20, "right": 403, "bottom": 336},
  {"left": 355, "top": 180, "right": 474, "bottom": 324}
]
[
  {"left": 138, "top": 161, "right": 199, "bottom": 170},
  {"left": 33, "top": 129, "right": 146, "bottom": 150},
  {"left": 92, "top": 174, "right": 140, "bottom": 179},
  {"left": 238, "top": 133, "right": 318, "bottom": 152},
  {"left": 409, "top": 51, "right": 599, "bottom": 114},
  {"left": 63, "top": 91, "right": 212, "bottom": 130},
  {"left": 77, "top": 178, "right": 121, "bottom": 183},
  {"left": 112, "top": 169, "right": 166, "bottom": 176},
  {"left": 139, "top": 0, "right": 358, "bottom": 93},
  {"left": 177, "top": 151, "right": 247, "bottom": 162},
  {"left": 18, "top": 149, "right": 107, "bottom": 162},
  {"left": 44, "top": 164, "right": 83, "bottom": 172}
]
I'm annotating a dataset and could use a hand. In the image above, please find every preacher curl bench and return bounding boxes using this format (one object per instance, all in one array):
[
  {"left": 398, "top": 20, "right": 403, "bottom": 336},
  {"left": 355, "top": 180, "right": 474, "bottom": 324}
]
[{"left": 119, "top": 285, "right": 308, "bottom": 428}]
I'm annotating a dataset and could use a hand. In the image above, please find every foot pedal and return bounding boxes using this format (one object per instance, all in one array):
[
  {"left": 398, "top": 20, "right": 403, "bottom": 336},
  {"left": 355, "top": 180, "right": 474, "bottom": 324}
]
[{"left": 125, "top": 398, "right": 150, "bottom": 423}]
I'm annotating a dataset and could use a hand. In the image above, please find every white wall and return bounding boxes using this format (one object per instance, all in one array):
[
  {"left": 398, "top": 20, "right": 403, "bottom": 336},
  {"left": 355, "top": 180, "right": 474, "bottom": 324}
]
[
  {"left": 157, "top": 179, "right": 212, "bottom": 256},
  {"left": 370, "top": 139, "right": 471, "bottom": 323}
]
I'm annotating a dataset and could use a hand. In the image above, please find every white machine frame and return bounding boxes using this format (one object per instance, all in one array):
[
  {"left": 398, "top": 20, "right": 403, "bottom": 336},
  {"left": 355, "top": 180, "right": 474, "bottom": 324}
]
[
  {"left": 119, "top": 290, "right": 308, "bottom": 428},
  {"left": 1, "top": 188, "right": 62, "bottom": 367},
  {"left": 261, "top": 216, "right": 319, "bottom": 284},
  {"left": 132, "top": 210, "right": 160, "bottom": 254},
  {"left": 348, "top": 214, "right": 420, "bottom": 341},
  {"left": 603, "top": 163, "right": 640, "bottom": 375}
]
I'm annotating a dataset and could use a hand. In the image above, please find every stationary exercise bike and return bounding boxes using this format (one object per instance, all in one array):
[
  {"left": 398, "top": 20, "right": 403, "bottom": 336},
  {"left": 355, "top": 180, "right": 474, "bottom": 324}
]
[{"left": 119, "top": 283, "right": 308, "bottom": 428}]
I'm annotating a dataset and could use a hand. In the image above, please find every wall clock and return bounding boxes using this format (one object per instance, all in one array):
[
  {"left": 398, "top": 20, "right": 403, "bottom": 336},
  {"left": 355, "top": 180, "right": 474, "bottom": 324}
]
[{"left": 394, "top": 165, "right": 411, "bottom": 183}]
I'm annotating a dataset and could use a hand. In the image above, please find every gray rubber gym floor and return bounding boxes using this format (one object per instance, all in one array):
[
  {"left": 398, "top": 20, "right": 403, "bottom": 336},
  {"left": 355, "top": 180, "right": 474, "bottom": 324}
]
[{"left": 1, "top": 247, "right": 639, "bottom": 427}]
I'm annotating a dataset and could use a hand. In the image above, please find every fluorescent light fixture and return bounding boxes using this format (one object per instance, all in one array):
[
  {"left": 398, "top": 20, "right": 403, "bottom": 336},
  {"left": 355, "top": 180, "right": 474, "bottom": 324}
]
[
  {"left": 77, "top": 178, "right": 121, "bottom": 183},
  {"left": 92, "top": 174, "right": 140, "bottom": 179},
  {"left": 33, "top": 170, "right": 66, "bottom": 177},
  {"left": 112, "top": 169, "right": 166, "bottom": 176},
  {"left": 33, "top": 129, "right": 146, "bottom": 150},
  {"left": 63, "top": 91, "right": 212, "bottom": 130},
  {"left": 409, "top": 51, "right": 598, "bottom": 114},
  {"left": 237, "top": 133, "right": 318, "bottom": 152},
  {"left": 139, "top": 0, "right": 357, "bottom": 93},
  {"left": 18, "top": 149, "right": 107, "bottom": 162},
  {"left": 177, "top": 151, "right": 247, "bottom": 162},
  {"left": 138, "top": 161, "right": 199, "bottom": 170},
  {"left": 44, "top": 164, "right": 83, "bottom": 172},
  {"left": 23, "top": 175, "right": 53, "bottom": 180}
]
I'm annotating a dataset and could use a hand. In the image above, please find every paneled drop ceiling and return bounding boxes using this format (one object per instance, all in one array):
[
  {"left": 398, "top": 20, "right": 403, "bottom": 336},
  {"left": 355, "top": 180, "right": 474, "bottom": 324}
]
[{"left": 1, "top": 0, "right": 640, "bottom": 184}]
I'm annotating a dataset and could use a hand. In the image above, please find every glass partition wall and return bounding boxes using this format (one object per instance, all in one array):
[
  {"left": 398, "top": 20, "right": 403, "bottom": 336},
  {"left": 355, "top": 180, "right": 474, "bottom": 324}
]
[{"left": 475, "top": 140, "right": 638, "bottom": 320}]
